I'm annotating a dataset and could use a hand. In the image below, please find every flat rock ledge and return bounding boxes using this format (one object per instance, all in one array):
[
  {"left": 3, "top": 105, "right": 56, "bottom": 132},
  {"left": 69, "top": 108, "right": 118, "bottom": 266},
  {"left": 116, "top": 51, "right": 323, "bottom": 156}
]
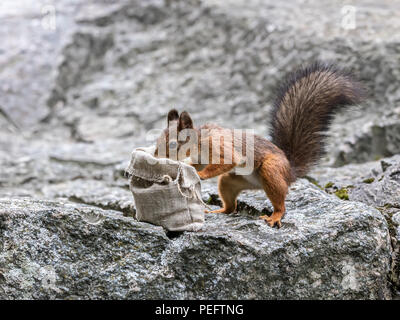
[{"left": 0, "top": 179, "right": 392, "bottom": 299}]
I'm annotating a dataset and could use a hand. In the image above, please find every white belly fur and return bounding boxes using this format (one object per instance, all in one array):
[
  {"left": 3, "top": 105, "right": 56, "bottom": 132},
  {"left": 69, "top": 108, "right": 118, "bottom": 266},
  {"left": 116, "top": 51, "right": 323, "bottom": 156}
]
[
  {"left": 244, "top": 171, "right": 263, "bottom": 188},
  {"left": 231, "top": 169, "right": 263, "bottom": 189}
]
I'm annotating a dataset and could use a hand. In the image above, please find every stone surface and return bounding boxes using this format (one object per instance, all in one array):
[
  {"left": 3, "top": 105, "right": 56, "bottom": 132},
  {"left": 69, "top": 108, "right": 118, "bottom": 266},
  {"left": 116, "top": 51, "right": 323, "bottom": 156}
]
[
  {"left": 39, "top": 0, "right": 400, "bottom": 164},
  {"left": 0, "top": 184, "right": 392, "bottom": 299},
  {"left": 310, "top": 155, "right": 400, "bottom": 294},
  {"left": 42, "top": 179, "right": 135, "bottom": 217},
  {"left": 0, "top": 0, "right": 94, "bottom": 126},
  {"left": 309, "top": 155, "right": 400, "bottom": 210},
  {"left": 1, "top": 0, "right": 400, "bottom": 299}
]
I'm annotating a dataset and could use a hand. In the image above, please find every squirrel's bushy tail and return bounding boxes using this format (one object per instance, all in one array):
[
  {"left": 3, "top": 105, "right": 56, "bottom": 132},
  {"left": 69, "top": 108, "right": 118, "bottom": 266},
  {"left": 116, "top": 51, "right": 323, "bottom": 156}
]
[{"left": 270, "top": 62, "right": 364, "bottom": 179}]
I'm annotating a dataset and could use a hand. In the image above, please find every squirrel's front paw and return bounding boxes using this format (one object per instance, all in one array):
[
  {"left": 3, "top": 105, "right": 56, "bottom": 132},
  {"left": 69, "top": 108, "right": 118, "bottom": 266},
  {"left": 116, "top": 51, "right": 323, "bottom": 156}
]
[{"left": 197, "top": 171, "right": 207, "bottom": 180}]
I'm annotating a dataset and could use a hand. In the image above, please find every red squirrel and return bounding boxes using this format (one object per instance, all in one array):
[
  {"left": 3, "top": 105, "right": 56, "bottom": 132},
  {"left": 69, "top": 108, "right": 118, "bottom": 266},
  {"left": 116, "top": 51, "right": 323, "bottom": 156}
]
[{"left": 154, "top": 62, "right": 364, "bottom": 228}]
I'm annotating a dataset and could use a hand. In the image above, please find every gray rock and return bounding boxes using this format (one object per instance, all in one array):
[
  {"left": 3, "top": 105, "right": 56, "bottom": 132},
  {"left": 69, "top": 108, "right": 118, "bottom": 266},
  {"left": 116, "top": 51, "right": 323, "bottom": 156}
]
[
  {"left": 348, "top": 156, "right": 400, "bottom": 293},
  {"left": 0, "top": 198, "right": 168, "bottom": 300},
  {"left": 309, "top": 155, "right": 400, "bottom": 209},
  {"left": 0, "top": 179, "right": 392, "bottom": 299},
  {"left": 0, "top": 0, "right": 101, "bottom": 127},
  {"left": 393, "top": 213, "right": 400, "bottom": 227},
  {"left": 42, "top": 179, "right": 135, "bottom": 217},
  {"left": 333, "top": 117, "right": 400, "bottom": 167},
  {"left": 2, "top": 0, "right": 400, "bottom": 299},
  {"left": 309, "top": 160, "right": 383, "bottom": 191},
  {"left": 310, "top": 155, "right": 400, "bottom": 293},
  {"left": 381, "top": 154, "right": 400, "bottom": 173},
  {"left": 39, "top": 0, "right": 400, "bottom": 165},
  {"left": 349, "top": 156, "right": 400, "bottom": 209}
]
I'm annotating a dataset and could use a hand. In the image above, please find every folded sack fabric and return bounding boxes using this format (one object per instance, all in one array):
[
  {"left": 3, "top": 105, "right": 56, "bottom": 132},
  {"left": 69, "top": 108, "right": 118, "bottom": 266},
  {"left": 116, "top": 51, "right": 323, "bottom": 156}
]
[{"left": 126, "top": 150, "right": 206, "bottom": 232}]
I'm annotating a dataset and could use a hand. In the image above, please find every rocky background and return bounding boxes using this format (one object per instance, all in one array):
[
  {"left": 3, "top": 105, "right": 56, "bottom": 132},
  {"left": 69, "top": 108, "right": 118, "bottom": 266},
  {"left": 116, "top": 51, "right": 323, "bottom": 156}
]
[{"left": 0, "top": 0, "right": 399, "bottom": 299}]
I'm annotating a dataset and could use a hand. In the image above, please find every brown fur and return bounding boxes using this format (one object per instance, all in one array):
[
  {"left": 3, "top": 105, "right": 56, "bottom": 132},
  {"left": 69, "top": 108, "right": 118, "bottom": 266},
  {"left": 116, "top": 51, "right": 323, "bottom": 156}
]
[
  {"left": 271, "top": 62, "right": 364, "bottom": 177},
  {"left": 154, "top": 62, "right": 364, "bottom": 228}
]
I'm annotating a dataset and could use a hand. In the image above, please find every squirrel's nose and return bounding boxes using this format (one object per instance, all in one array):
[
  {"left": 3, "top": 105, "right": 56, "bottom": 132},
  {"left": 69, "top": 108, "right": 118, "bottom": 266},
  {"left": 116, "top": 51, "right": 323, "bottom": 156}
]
[{"left": 124, "top": 171, "right": 132, "bottom": 179}]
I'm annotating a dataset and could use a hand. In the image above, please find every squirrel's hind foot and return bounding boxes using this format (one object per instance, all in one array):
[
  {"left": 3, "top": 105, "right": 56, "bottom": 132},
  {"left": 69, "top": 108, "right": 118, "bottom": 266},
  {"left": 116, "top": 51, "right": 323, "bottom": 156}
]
[{"left": 260, "top": 214, "right": 282, "bottom": 228}]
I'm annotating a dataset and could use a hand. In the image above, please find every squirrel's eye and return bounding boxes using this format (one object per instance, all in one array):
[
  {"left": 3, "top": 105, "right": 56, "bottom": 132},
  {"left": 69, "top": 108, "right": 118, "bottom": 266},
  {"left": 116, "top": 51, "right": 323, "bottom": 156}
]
[{"left": 169, "top": 141, "right": 178, "bottom": 149}]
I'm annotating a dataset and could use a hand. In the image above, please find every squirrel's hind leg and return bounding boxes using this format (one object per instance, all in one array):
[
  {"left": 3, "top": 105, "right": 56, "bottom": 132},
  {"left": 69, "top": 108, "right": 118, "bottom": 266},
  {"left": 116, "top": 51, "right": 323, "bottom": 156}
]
[
  {"left": 206, "top": 173, "right": 253, "bottom": 214},
  {"left": 258, "top": 155, "right": 290, "bottom": 228},
  {"left": 259, "top": 181, "right": 287, "bottom": 228}
]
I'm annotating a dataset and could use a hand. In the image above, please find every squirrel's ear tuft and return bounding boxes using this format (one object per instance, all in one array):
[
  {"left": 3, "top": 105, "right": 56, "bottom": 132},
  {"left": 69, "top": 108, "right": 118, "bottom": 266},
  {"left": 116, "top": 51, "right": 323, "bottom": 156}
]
[
  {"left": 178, "top": 111, "right": 193, "bottom": 131},
  {"left": 167, "top": 109, "right": 179, "bottom": 126}
]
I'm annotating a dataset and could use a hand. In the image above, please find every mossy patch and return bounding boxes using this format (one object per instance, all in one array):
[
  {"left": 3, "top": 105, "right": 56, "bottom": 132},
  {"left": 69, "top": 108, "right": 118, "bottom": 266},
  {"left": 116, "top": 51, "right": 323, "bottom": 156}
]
[
  {"left": 334, "top": 188, "right": 349, "bottom": 200},
  {"left": 206, "top": 194, "right": 222, "bottom": 207},
  {"left": 304, "top": 176, "right": 322, "bottom": 189},
  {"left": 362, "top": 177, "right": 375, "bottom": 184},
  {"left": 324, "top": 182, "right": 334, "bottom": 189}
]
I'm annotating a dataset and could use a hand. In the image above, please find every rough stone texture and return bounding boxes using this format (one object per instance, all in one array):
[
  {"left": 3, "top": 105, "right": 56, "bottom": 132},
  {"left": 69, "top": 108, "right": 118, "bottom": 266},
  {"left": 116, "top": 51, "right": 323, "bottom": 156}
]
[
  {"left": 0, "top": 198, "right": 168, "bottom": 300},
  {"left": 42, "top": 179, "right": 135, "bottom": 217},
  {"left": 393, "top": 213, "right": 400, "bottom": 228},
  {"left": 0, "top": 184, "right": 392, "bottom": 299},
  {"left": 1, "top": 0, "right": 400, "bottom": 299},
  {"left": 392, "top": 211, "right": 400, "bottom": 293},
  {"left": 349, "top": 157, "right": 400, "bottom": 209},
  {"left": 347, "top": 156, "right": 400, "bottom": 293},
  {"left": 0, "top": 0, "right": 99, "bottom": 126},
  {"left": 309, "top": 155, "right": 400, "bottom": 211},
  {"left": 333, "top": 114, "right": 400, "bottom": 167},
  {"left": 310, "top": 155, "right": 400, "bottom": 294}
]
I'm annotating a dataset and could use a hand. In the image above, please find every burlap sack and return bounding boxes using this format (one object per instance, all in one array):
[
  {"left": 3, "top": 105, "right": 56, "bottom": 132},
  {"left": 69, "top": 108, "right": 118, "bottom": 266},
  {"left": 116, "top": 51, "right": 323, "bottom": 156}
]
[{"left": 126, "top": 150, "right": 205, "bottom": 232}]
